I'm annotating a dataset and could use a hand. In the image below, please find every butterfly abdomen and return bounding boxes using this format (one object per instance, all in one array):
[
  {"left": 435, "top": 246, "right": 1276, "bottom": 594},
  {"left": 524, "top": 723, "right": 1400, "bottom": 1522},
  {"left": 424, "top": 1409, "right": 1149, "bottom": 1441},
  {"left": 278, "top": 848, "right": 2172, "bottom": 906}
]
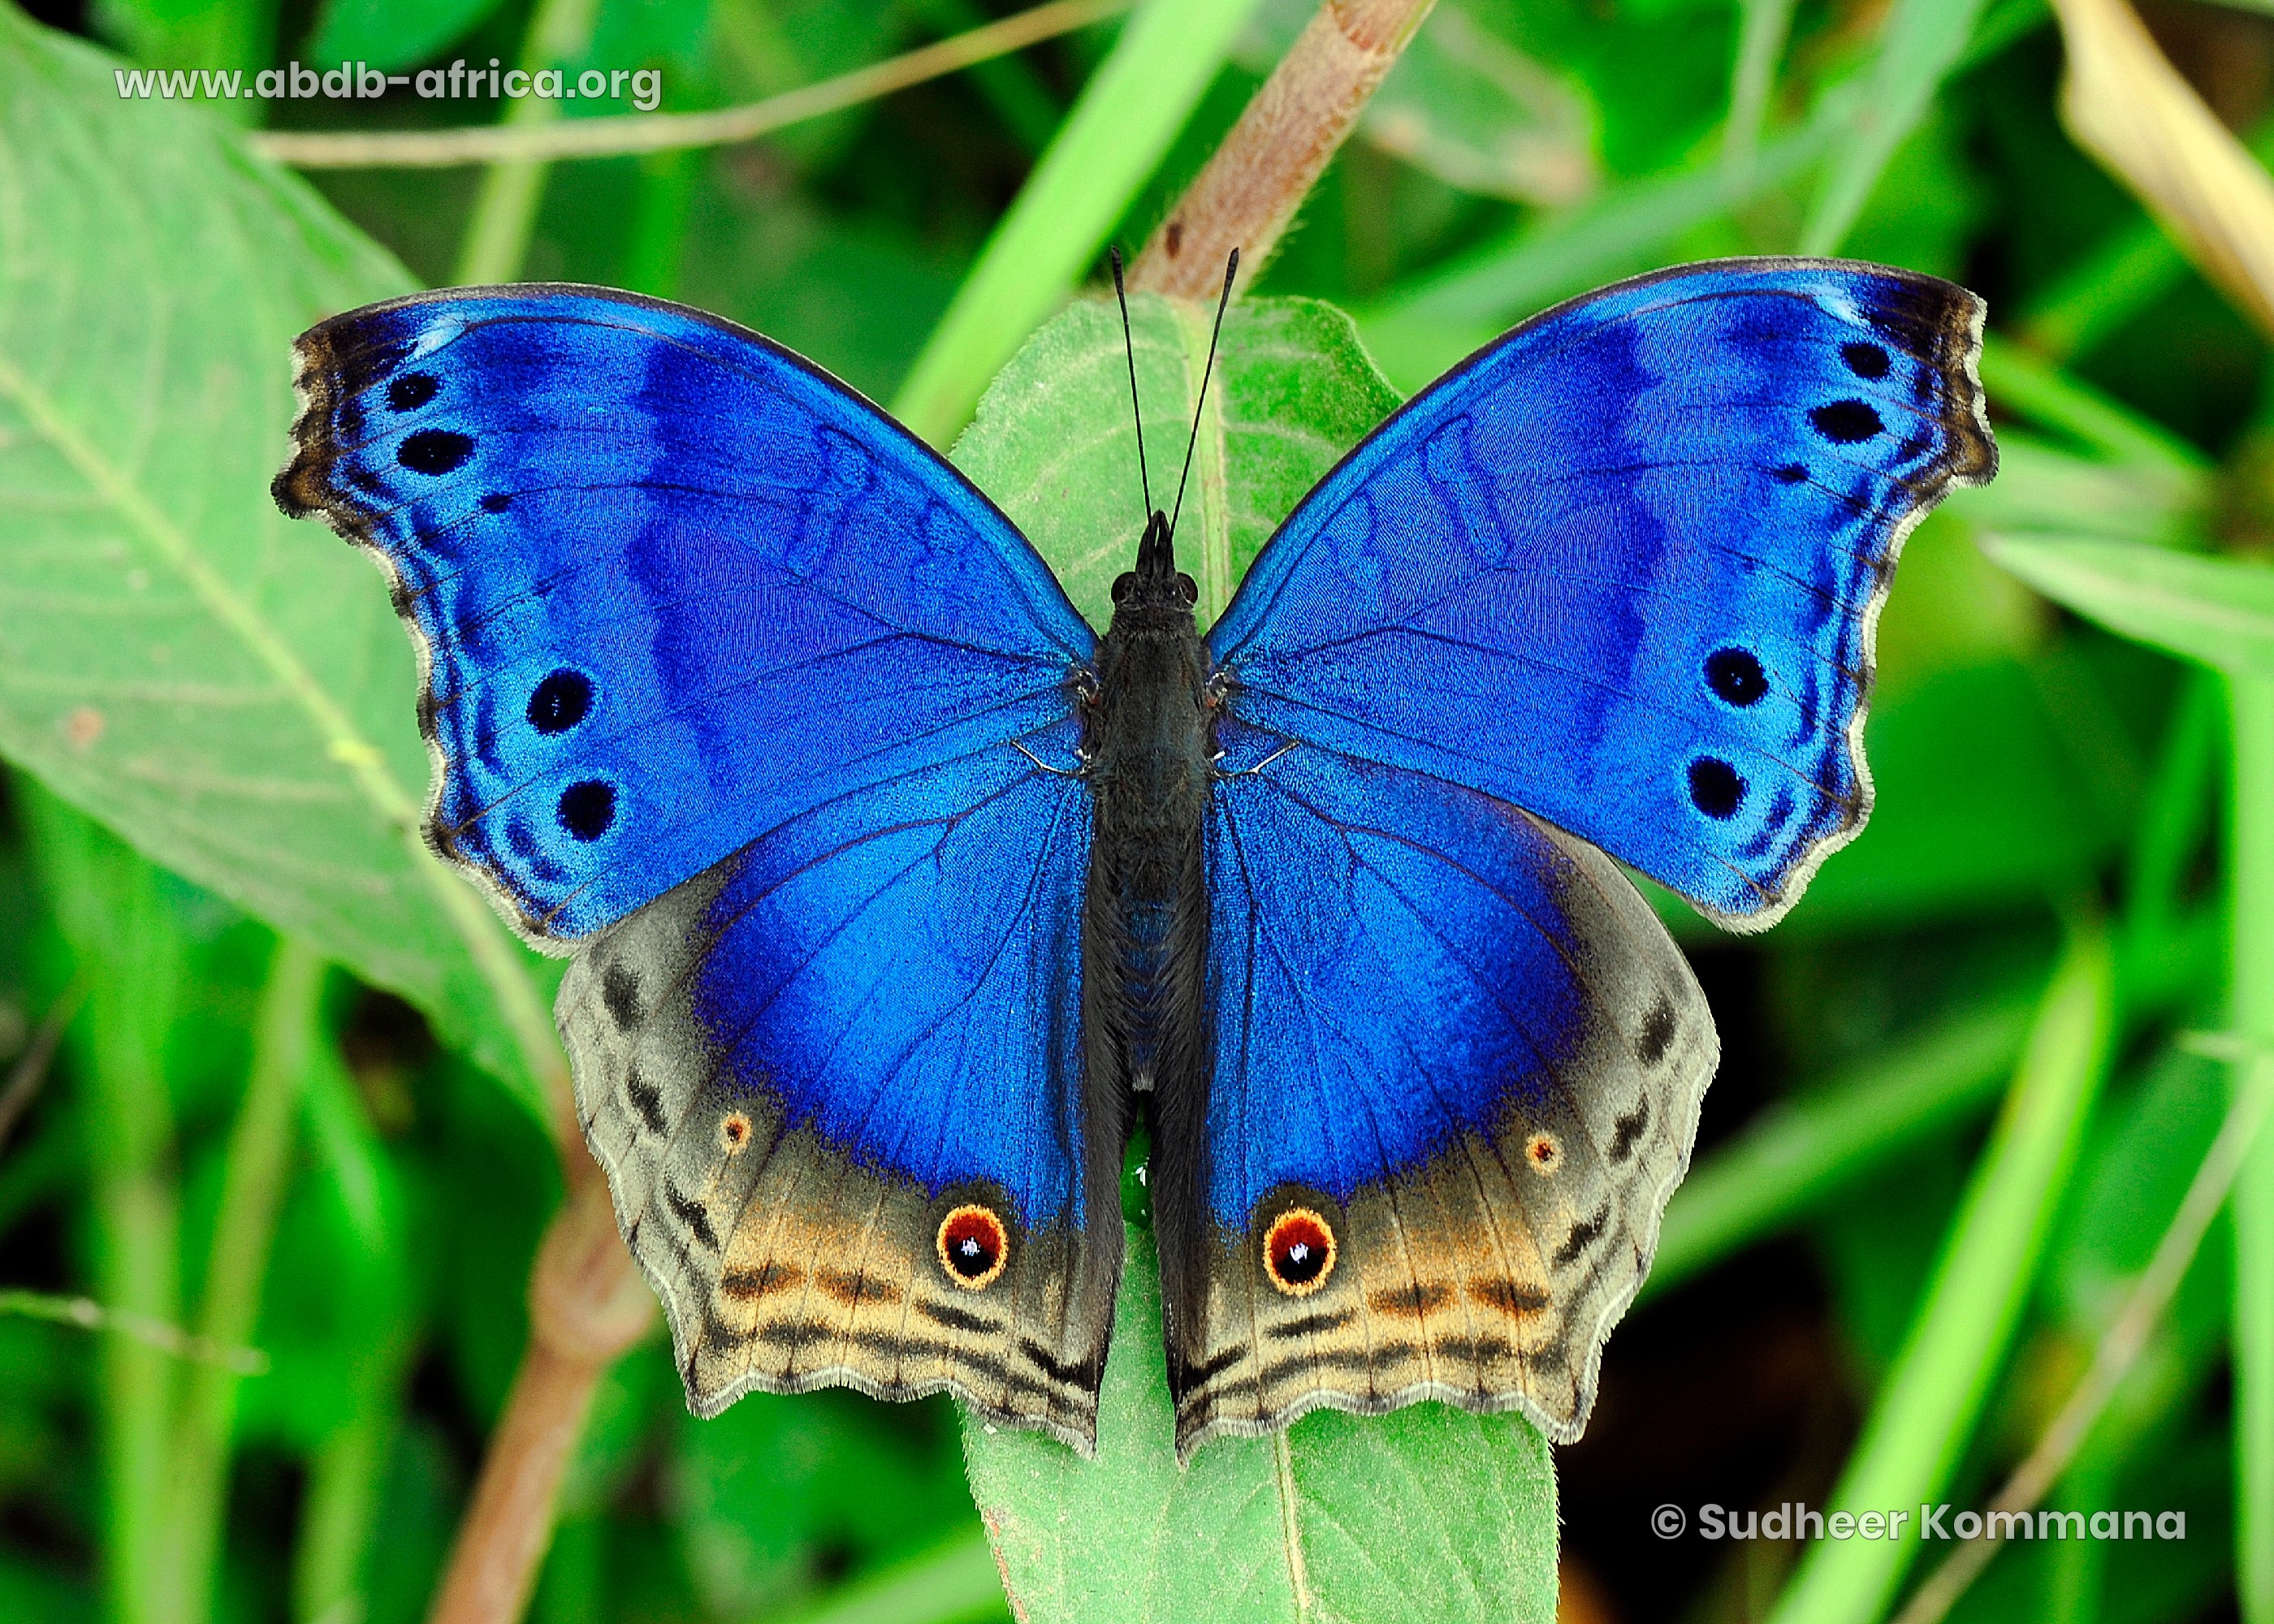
[{"left": 1088, "top": 541, "right": 1213, "bottom": 1095}]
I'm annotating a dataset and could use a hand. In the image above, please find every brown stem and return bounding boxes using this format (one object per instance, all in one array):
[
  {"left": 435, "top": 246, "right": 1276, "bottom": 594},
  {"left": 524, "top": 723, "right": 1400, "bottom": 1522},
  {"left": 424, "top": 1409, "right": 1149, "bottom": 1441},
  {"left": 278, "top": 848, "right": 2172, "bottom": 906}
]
[
  {"left": 425, "top": 1153, "right": 653, "bottom": 1624},
  {"left": 1127, "top": 0, "right": 1437, "bottom": 298}
]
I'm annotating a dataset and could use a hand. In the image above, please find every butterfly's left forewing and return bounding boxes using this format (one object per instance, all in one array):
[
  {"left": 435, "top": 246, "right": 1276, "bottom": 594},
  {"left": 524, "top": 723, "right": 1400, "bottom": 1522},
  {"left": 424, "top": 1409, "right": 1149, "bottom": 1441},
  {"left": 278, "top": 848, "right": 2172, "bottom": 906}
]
[{"left": 277, "top": 287, "right": 1121, "bottom": 1449}]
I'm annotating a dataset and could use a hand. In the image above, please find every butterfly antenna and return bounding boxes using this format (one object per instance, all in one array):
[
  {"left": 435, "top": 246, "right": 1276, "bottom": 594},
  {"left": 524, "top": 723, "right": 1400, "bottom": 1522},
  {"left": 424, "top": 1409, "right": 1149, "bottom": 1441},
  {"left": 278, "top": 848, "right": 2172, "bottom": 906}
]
[
  {"left": 1109, "top": 247, "right": 1153, "bottom": 522},
  {"left": 1168, "top": 248, "right": 1239, "bottom": 543}
]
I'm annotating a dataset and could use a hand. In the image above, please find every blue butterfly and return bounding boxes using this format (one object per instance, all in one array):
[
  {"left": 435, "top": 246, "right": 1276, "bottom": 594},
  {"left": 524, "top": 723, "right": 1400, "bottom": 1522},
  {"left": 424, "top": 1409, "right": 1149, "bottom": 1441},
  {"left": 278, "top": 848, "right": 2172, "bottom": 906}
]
[{"left": 274, "top": 258, "right": 1994, "bottom": 1458}]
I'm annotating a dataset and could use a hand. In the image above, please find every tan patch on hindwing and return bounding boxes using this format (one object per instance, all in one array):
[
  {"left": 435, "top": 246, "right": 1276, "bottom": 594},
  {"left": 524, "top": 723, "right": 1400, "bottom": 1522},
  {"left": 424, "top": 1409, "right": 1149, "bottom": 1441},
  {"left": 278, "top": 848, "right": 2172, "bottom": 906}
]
[
  {"left": 556, "top": 852, "right": 1118, "bottom": 1454},
  {"left": 1165, "top": 813, "right": 1718, "bottom": 1458}
]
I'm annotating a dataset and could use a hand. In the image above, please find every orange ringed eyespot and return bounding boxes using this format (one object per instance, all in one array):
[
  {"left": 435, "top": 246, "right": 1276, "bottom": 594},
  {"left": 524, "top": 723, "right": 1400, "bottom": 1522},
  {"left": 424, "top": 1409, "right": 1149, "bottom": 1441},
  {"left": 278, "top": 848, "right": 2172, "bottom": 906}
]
[
  {"left": 720, "top": 1112, "right": 752, "bottom": 1152},
  {"left": 936, "top": 1205, "right": 1008, "bottom": 1290},
  {"left": 1263, "top": 1207, "right": 1337, "bottom": 1296},
  {"left": 1525, "top": 1132, "right": 1561, "bottom": 1175}
]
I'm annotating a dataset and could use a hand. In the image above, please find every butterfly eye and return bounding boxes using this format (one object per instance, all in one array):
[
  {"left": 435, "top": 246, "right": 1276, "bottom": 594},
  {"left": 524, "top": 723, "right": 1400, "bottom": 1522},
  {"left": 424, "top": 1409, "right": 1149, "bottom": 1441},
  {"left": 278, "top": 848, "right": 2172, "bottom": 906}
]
[
  {"left": 1111, "top": 572, "right": 1135, "bottom": 605},
  {"left": 1178, "top": 572, "right": 1197, "bottom": 605},
  {"left": 936, "top": 1204, "right": 1009, "bottom": 1289},
  {"left": 1263, "top": 1207, "right": 1337, "bottom": 1296}
]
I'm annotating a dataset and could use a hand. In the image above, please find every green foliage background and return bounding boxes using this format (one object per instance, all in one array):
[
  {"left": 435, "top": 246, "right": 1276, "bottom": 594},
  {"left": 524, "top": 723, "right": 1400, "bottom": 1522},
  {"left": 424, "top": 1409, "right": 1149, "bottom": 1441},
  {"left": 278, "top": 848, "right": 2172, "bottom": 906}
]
[{"left": 2, "top": 0, "right": 2273, "bottom": 1621}]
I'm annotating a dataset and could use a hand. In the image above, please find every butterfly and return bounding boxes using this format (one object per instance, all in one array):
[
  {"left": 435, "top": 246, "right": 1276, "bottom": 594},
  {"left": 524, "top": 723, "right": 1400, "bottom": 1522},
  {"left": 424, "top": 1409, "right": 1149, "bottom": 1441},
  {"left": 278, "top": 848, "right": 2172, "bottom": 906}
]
[{"left": 272, "top": 257, "right": 1995, "bottom": 1459}]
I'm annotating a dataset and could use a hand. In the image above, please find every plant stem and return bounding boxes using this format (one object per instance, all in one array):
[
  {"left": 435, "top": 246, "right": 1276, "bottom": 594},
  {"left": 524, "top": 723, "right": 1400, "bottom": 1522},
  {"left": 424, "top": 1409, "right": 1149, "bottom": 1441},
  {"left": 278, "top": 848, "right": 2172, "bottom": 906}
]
[
  {"left": 2233, "top": 674, "right": 2274, "bottom": 1623},
  {"left": 1766, "top": 922, "right": 2114, "bottom": 1624},
  {"left": 891, "top": 0, "right": 1265, "bottom": 445},
  {"left": 423, "top": 1166, "right": 653, "bottom": 1624},
  {"left": 1723, "top": 0, "right": 1798, "bottom": 171},
  {"left": 1127, "top": 0, "right": 1438, "bottom": 299},
  {"left": 453, "top": 0, "right": 600, "bottom": 284},
  {"left": 249, "top": 0, "right": 1126, "bottom": 170},
  {"left": 170, "top": 938, "right": 326, "bottom": 1624}
]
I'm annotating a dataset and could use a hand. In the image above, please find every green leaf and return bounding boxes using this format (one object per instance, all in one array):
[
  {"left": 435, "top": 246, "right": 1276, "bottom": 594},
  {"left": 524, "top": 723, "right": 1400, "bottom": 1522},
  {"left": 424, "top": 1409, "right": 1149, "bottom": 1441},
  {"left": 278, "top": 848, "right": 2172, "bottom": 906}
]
[
  {"left": 953, "top": 292, "right": 1553, "bottom": 1624},
  {"left": 1799, "top": 0, "right": 1989, "bottom": 254},
  {"left": 0, "top": 14, "right": 562, "bottom": 1121},
  {"left": 1985, "top": 532, "right": 2274, "bottom": 678},
  {"left": 950, "top": 294, "right": 1401, "bottom": 629},
  {"left": 891, "top": 0, "right": 1266, "bottom": 444},
  {"left": 310, "top": 0, "right": 510, "bottom": 73},
  {"left": 965, "top": 1227, "right": 1558, "bottom": 1624}
]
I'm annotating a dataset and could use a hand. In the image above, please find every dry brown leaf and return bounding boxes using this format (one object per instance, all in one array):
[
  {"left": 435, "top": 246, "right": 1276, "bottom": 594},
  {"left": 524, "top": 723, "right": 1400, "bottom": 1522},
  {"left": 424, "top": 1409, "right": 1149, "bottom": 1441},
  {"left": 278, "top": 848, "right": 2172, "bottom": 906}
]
[{"left": 2052, "top": 0, "right": 2274, "bottom": 335}]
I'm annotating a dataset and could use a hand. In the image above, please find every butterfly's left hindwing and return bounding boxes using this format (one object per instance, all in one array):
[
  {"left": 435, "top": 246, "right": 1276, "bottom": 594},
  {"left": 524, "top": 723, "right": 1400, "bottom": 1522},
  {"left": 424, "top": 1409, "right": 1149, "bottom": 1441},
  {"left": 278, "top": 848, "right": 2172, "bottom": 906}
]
[
  {"left": 276, "top": 286, "right": 1122, "bottom": 1449},
  {"left": 1155, "top": 719, "right": 1714, "bottom": 1456},
  {"left": 560, "top": 741, "right": 1121, "bottom": 1449}
]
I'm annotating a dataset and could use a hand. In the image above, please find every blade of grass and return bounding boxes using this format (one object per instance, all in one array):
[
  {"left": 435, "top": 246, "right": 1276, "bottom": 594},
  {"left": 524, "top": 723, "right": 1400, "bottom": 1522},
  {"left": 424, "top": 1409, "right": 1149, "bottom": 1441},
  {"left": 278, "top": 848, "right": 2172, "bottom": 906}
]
[
  {"left": 1723, "top": 0, "right": 1800, "bottom": 171},
  {"left": 249, "top": 0, "right": 1128, "bottom": 168},
  {"left": 1985, "top": 533, "right": 2274, "bottom": 676},
  {"left": 0, "top": 1291, "right": 264, "bottom": 1374},
  {"left": 1644, "top": 992, "right": 2037, "bottom": 1300},
  {"left": 1353, "top": 92, "right": 1853, "bottom": 389},
  {"left": 1800, "top": 0, "right": 1989, "bottom": 254},
  {"left": 2233, "top": 676, "right": 2274, "bottom": 1623},
  {"left": 453, "top": 0, "right": 599, "bottom": 283},
  {"left": 24, "top": 793, "right": 186, "bottom": 1624},
  {"left": 170, "top": 937, "right": 325, "bottom": 1624},
  {"left": 1766, "top": 921, "right": 2115, "bottom": 1624},
  {"left": 1977, "top": 339, "right": 2211, "bottom": 482},
  {"left": 890, "top": 0, "right": 1265, "bottom": 444},
  {"left": 1891, "top": 1026, "right": 2274, "bottom": 1623}
]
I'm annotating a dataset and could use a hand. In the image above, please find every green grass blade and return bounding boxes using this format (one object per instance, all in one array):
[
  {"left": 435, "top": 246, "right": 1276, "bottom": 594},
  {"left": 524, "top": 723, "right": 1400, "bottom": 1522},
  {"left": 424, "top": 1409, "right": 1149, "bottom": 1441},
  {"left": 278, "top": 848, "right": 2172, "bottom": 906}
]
[
  {"left": 452, "top": 0, "right": 599, "bottom": 284},
  {"left": 20, "top": 788, "right": 185, "bottom": 1624},
  {"left": 1765, "top": 923, "right": 2115, "bottom": 1624},
  {"left": 1723, "top": 0, "right": 1800, "bottom": 169},
  {"left": 891, "top": 0, "right": 1265, "bottom": 445},
  {"left": 1799, "top": 0, "right": 1988, "bottom": 254},
  {"left": 2231, "top": 676, "right": 2274, "bottom": 1623},
  {"left": 1355, "top": 94, "right": 1852, "bottom": 390},
  {"left": 1978, "top": 338, "right": 2211, "bottom": 480},
  {"left": 1644, "top": 993, "right": 2036, "bottom": 1300},
  {"left": 1985, "top": 532, "right": 2274, "bottom": 677},
  {"left": 168, "top": 938, "right": 324, "bottom": 1624}
]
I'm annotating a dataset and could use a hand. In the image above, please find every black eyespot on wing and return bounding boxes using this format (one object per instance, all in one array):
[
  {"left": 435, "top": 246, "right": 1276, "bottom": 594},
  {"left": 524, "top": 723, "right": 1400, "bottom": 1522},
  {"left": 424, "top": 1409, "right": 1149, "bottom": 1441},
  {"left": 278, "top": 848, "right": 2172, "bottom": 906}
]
[
  {"left": 481, "top": 492, "right": 512, "bottom": 513},
  {"left": 557, "top": 780, "right": 616, "bottom": 840},
  {"left": 1809, "top": 401, "right": 1882, "bottom": 443},
  {"left": 387, "top": 373, "right": 439, "bottom": 411},
  {"left": 1688, "top": 758, "right": 1744, "bottom": 818},
  {"left": 1705, "top": 647, "right": 1768, "bottom": 706},
  {"left": 528, "top": 669, "right": 593, "bottom": 734},
  {"left": 1840, "top": 341, "right": 1891, "bottom": 379},
  {"left": 1772, "top": 463, "right": 1807, "bottom": 485},
  {"left": 398, "top": 430, "right": 474, "bottom": 474}
]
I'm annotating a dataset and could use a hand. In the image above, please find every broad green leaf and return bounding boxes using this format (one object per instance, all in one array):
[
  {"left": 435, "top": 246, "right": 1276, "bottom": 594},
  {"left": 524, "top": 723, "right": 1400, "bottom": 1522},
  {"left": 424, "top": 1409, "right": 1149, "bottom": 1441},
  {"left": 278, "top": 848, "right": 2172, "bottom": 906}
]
[
  {"left": 965, "top": 1227, "right": 1558, "bottom": 1624},
  {"left": 0, "top": 13, "right": 560, "bottom": 1121},
  {"left": 952, "top": 294, "right": 1554, "bottom": 1624},
  {"left": 951, "top": 294, "right": 1401, "bottom": 629},
  {"left": 311, "top": 0, "right": 511, "bottom": 73},
  {"left": 891, "top": 0, "right": 1266, "bottom": 444},
  {"left": 1985, "top": 532, "right": 2274, "bottom": 678}
]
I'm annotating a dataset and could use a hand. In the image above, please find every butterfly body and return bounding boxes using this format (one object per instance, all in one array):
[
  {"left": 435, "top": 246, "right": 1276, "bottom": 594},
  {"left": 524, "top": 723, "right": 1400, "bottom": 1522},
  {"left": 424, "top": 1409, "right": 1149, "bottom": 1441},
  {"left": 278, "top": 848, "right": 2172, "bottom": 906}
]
[
  {"left": 275, "top": 261, "right": 1995, "bottom": 1458},
  {"left": 1088, "top": 511, "right": 1213, "bottom": 1098}
]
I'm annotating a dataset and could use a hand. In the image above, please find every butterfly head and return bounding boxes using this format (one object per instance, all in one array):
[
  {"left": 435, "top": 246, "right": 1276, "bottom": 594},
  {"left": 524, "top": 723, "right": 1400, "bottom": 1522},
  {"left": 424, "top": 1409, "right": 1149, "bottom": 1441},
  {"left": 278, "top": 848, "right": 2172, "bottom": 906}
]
[{"left": 1110, "top": 508, "right": 1197, "bottom": 613}]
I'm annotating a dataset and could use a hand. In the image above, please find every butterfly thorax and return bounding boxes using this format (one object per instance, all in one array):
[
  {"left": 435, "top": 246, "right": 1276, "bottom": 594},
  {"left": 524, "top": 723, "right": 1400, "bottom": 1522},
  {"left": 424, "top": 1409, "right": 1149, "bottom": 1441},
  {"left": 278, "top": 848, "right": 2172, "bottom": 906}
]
[{"left": 1087, "top": 512, "right": 1213, "bottom": 1091}]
